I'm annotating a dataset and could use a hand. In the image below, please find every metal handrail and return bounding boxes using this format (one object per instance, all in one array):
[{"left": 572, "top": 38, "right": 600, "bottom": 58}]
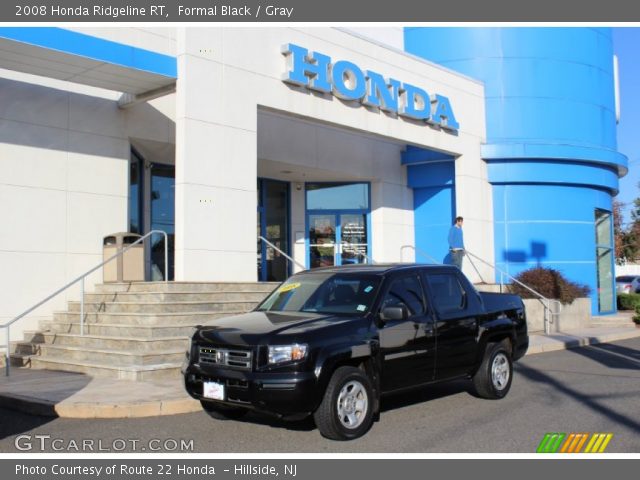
[
  {"left": 2, "top": 230, "right": 168, "bottom": 376},
  {"left": 400, "top": 244, "right": 561, "bottom": 335},
  {"left": 259, "top": 236, "right": 306, "bottom": 272},
  {"left": 464, "top": 250, "right": 562, "bottom": 335}
]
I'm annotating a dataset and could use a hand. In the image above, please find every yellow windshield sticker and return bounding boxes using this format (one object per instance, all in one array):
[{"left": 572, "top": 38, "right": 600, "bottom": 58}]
[{"left": 279, "top": 282, "right": 301, "bottom": 293}]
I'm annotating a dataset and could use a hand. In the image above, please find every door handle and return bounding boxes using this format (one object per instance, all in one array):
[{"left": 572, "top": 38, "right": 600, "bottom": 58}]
[{"left": 422, "top": 324, "right": 435, "bottom": 336}]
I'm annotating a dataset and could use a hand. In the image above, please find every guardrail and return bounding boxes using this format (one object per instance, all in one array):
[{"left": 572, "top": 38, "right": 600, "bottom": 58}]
[
  {"left": 462, "top": 250, "right": 562, "bottom": 335},
  {"left": 258, "top": 236, "right": 306, "bottom": 273},
  {"left": 2, "top": 230, "right": 168, "bottom": 376}
]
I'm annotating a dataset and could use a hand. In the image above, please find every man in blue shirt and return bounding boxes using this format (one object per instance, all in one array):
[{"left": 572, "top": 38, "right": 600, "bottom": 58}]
[{"left": 448, "top": 216, "right": 465, "bottom": 269}]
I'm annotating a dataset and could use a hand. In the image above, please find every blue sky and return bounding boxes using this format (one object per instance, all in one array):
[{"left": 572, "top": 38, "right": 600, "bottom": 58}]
[{"left": 614, "top": 28, "right": 640, "bottom": 225}]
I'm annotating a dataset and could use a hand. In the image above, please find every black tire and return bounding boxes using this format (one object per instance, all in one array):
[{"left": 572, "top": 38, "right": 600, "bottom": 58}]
[
  {"left": 200, "top": 400, "right": 248, "bottom": 420},
  {"left": 472, "top": 340, "right": 513, "bottom": 399},
  {"left": 313, "top": 366, "right": 375, "bottom": 441}
]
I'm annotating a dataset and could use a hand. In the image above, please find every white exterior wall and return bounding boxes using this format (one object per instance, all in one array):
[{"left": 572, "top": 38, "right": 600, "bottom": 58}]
[
  {"left": 175, "top": 27, "right": 490, "bottom": 282},
  {"left": 1, "top": 26, "right": 491, "bottom": 346},
  {"left": 0, "top": 64, "right": 175, "bottom": 345}
]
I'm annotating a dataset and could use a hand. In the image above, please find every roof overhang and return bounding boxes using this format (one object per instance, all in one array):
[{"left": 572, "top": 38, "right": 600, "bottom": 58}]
[{"left": 0, "top": 27, "right": 176, "bottom": 95}]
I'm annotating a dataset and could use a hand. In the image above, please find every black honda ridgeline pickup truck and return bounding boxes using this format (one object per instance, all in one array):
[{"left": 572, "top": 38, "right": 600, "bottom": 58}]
[{"left": 183, "top": 264, "right": 528, "bottom": 440}]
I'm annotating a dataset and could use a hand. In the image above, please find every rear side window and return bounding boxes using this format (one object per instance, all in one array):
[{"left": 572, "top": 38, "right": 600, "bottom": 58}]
[
  {"left": 617, "top": 276, "right": 637, "bottom": 282},
  {"left": 381, "top": 275, "right": 426, "bottom": 317},
  {"left": 427, "top": 273, "right": 467, "bottom": 313}
]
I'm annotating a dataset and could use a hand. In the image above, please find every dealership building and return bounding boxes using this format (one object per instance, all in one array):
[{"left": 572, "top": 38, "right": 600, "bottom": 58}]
[{"left": 0, "top": 27, "right": 627, "bottom": 345}]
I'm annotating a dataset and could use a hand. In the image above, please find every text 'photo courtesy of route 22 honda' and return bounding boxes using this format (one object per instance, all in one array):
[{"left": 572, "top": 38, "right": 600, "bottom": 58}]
[{"left": 183, "top": 264, "right": 529, "bottom": 440}]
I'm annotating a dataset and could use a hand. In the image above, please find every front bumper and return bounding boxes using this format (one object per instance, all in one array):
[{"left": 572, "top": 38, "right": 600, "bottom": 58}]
[{"left": 183, "top": 363, "right": 320, "bottom": 417}]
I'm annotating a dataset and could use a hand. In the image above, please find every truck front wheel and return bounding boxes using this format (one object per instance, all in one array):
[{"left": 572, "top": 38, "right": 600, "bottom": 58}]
[
  {"left": 472, "top": 340, "right": 513, "bottom": 399},
  {"left": 314, "top": 366, "right": 374, "bottom": 440}
]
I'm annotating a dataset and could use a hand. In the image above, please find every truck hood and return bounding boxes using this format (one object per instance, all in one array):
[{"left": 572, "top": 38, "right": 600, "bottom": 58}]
[{"left": 194, "top": 311, "right": 354, "bottom": 346}]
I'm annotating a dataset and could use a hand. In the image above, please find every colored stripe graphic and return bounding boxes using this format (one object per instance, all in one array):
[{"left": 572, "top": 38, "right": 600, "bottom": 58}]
[
  {"left": 536, "top": 433, "right": 566, "bottom": 453},
  {"left": 537, "top": 433, "right": 613, "bottom": 453}
]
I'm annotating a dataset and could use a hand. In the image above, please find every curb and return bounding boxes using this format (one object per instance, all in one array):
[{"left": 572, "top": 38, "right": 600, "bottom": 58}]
[
  {"left": 527, "top": 329, "right": 640, "bottom": 355},
  {"left": 0, "top": 393, "right": 201, "bottom": 419}
]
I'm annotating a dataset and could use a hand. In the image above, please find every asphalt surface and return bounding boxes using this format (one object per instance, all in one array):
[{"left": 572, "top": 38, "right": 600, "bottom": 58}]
[{"left": 1, "top": 337, "right": 639, "bottom": 453}]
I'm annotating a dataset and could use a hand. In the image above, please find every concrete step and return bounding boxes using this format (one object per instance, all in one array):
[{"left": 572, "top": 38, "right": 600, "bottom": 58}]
[
  {"left": 591, "top": 313, "right": 636, "bottom": 327},
  {"left": 591, "top": 320, "right": 635, "bottom": 327},
  {"left": 41, "top": 321, "right": 194, "bottom": 338},
  {"left": 52, "top": 311, "right": 245, "bottom": 326},
  {"left": 67, "top": 300, "right": 259, "bottom": 314},
  {"left": 35, "top": 344, "right": 185, "bottom": 367},
  {"left": 27, "top": 356, "right": 182, "bottom": 381},
  {"left": 18, "top": 331, "right": 189, "bottom": 352},
  {"left": 83, "top": 291, "right": 270, "bottom": 303},
  {"left": 94, "top": 282, "right": 279, "bottom": 294},
  {"left": 14, "top": 281, "right": 277, "bottom": 382},
  {"left": 10, "top": 341, "right": 42, "bottom": 356}
]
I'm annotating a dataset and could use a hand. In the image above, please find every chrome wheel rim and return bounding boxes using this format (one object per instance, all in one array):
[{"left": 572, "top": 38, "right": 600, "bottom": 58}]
[
  {"left": 336, "top": 380, "right": 368, "bottom": 429},
  {"left": 491, "top": 352, "right": 510, "bottom": 391}
]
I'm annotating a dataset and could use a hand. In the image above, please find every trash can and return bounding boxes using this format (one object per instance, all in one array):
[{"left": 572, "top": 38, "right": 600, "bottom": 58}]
[{"left": 103, "top": 233, "right": 144, "bottom": 282}]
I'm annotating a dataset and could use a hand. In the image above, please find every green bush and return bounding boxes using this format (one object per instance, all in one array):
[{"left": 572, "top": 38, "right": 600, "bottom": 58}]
[
  {"left": 508, "top": 267, "right": 590, "bottom": 305},
  {"left": 617, "top": 293, "right": 640, "bottom": 311},
  {"left": 634, "top": 305, "right": 640, "bottom": 325}
]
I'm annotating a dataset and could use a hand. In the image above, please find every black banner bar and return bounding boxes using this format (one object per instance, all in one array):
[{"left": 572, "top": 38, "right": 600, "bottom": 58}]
[
  {"left": 4, "top": 0, "right": 640, "bottom": 22},
  {"left": 2, "top": 459, "right": 640, "bottom": 480}
]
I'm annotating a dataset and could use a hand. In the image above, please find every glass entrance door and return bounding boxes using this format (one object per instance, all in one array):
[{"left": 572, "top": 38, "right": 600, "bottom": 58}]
[
  {"left": 308, "top": 213, "right": 369, "bottom": 268},
  {"left": 128, "top": 148, "right": 174, "bottom": 281},
  {"left": 257, "top": 179, "right": 290, "bottom": 282},
  {"left": 150, "top": 163, "right": 175, "bottom": 281},
  {"left": 309, "top": 214, "right": 337, "bottom": 268},
  {"left": 595, "top": 209, "right": 614, "bottom": 313},
  {"left": 340, "top": 213, "right": 368, "bottom": 265}
]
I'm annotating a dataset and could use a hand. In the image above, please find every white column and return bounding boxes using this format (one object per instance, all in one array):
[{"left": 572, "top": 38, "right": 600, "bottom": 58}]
[{"left": 175, "top": 28, "right": 258, "bottom": 281}]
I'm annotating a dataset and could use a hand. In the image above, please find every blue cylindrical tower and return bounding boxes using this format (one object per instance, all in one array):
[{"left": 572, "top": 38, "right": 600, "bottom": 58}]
[{"left": 404, "top": 28, "right": 628, "bottom": 314}]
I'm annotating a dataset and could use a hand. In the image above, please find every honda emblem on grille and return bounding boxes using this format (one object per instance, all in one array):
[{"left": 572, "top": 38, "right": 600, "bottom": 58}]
[{"left": 216, "top": 350, "right": 225, "bottom": 364}]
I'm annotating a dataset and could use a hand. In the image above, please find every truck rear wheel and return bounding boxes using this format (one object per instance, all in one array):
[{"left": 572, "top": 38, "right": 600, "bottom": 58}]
[
  {"left": 472, "top": 340, "right": 513, "bottom": 399},
  {"left": 314, "top": 366, "right": 374, "bottom": 441}
]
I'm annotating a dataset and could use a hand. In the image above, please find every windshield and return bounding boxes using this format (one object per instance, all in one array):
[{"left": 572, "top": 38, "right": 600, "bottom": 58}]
[{"left": 257, "top": 273, "right": 382, "bottom": 315}]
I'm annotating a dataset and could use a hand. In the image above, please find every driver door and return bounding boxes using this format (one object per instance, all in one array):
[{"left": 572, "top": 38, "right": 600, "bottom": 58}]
[{"left": 378, "top": 273, "right": 436, "bottom": 392}]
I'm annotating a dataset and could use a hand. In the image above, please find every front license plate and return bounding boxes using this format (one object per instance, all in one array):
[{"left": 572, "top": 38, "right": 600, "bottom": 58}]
[{"left": 203, "top": 381, "right": 225, "bottom": 400}]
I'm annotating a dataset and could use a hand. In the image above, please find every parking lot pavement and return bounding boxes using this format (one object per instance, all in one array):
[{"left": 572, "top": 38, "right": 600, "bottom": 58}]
[{"left": 0, "top": 324, "right": 639, "bottom": 420}]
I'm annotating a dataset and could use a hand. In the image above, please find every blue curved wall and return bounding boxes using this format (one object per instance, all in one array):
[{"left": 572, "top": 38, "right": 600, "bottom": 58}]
[{"left": 404, "top": 27, "right": 628, "bottom": 314}]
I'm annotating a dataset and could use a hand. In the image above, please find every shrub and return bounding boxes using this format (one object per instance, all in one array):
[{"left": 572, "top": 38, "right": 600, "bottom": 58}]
[
  {"left": 508, "top": 267, "right": 590, "bottom": 305},
  {"left": 634, "top": 305, "right": 640, "bottom": 325},
  {"left": 617, "top": 293, "right": 640, "bottom": 311}
]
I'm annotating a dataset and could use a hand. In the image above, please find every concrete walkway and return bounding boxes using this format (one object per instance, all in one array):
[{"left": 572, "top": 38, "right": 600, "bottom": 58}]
[{"left": 1, "top": 321, "right": 639, "bottom": 419}]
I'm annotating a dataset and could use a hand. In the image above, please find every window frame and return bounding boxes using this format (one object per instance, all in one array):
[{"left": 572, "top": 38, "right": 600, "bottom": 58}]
[
  {"left": 424, "top": 271, "right": 469, "bottom": 316},
  {"left": 378, "top": 272, "right": 428, "bottom": 319}
]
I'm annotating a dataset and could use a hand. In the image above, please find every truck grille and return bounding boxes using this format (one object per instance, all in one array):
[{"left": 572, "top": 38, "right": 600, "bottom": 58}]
[{"left": 198, "top": 347, "right": 252, "bottom": 370}]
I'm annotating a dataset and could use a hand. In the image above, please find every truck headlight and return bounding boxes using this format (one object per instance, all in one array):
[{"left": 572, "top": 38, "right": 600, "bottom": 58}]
[{"left": 268, "top": 344, "right": 308, "bottom": 364}]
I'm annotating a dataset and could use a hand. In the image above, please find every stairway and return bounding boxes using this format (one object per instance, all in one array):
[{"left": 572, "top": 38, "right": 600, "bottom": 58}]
[
  {"left": 591, "top": 311, "right": 636, "bottom": 327},
  {"left": 9, "top": 282, "right": 278, "bottom": 381}
]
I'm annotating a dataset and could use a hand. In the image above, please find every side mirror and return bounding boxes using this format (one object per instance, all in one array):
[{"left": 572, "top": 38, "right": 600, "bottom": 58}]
[{"left": 379, "top": 306, "right": 406, "bottom": 322}]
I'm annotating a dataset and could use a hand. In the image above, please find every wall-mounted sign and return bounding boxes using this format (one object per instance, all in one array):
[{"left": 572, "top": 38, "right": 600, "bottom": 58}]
[{"left": 282, "top": 43, "right": 459, "bottom": 132}]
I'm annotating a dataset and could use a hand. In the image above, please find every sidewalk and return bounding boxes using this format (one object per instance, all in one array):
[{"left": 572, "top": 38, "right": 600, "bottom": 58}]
[{"left": 1, "top": 323, "right": 639, "bottom": 419}]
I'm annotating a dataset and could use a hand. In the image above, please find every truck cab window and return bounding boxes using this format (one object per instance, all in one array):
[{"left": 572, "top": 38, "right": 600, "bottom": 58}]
[
  {"left": 381, "top": 275, "right": 425, "bottom": 317},
  {"left": 427, "top": 274, "right": 467, "bottom": 313}
]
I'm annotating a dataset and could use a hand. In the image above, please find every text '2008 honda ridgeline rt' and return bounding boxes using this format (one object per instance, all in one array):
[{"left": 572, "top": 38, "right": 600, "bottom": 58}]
[{"left": 183, "top": 264, "right": 528, "bottom": 440}]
